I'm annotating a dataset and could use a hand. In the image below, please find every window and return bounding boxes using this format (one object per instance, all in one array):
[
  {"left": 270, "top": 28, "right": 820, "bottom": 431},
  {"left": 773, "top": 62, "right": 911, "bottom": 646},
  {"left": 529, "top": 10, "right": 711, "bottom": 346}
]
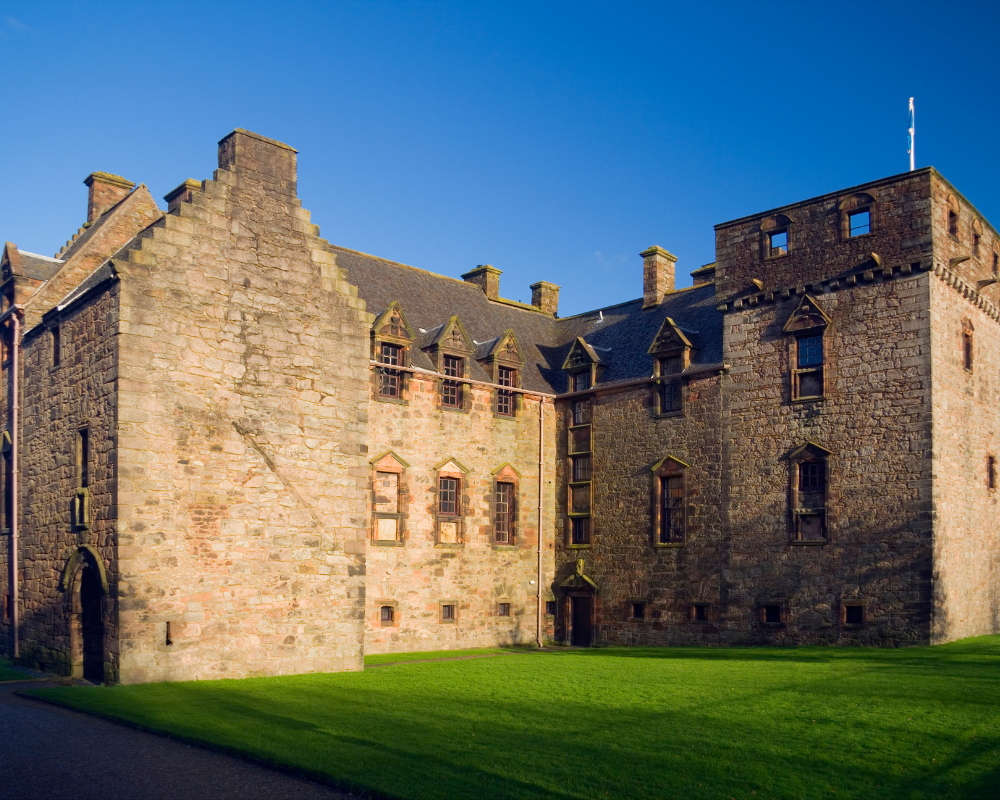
[
  {"left": 496, "top": 366, "right": 517, "bottom": 417},
  {"left": 848, "top": 209, "right": 870, "bottom": 237},
  {"left": 497, "top": 602, "right": 511, "bottom": 617},
  {"left": 545, "top": 600, "right": 557, "bottom": 616},
  {"left": 571, "top": 371, "right": 591, "bottom": 392},
  {"left": 790, "top": 444, "right": 830, "bottom": 543},
  {"left": 769, "top": 230, "right": 788, "bottom": 257},
  {"left": 631, "top": 602, "right": 645, "bottom": 620},
  {"left": 1, "top": 451, "right": 10, "bottom": 531},
  {"left": 77, "top": 428, "right": 89, "bottom": 488},
  {"left": 494, "top": 481, "right": 516, "bottom": 544},
  {"left": 974, "top": 232, "right": 982, "bottom": 256},
  {"left": 377, "top": 342, "right": 402, "bottom": 399},
  {"left": 572, "top": 454, "right": 591, "bottom": 482},
  {"left": 659, "top": 379, "right": 682, "bottom": 414},
  {"left": 989, "top": 456, "right": 996, "bottom": 490},
  {"left": 52, "top": 325, "right": 60, "bottom": 367},
  {"left": 844, "top": 604, "right": 864, "bottom": 626},
  {"left": 949, "top": 209, "right": 959, "bottom": 237},
  {"left": 441, "top": 355, "right": 464, "bottom": 408},
  {"left": 794, "top": 334, "right": 824, "bottom": 399},
  {"left": 439, "top": 476, "right": 459, "bottom": 516},
  {"left": 660, "top": 475, "right": 684, "bottom": 544},
  {"left": 761, "top": 604, "right": 782, "bottom": 624},
  {"left": 572, "top": 399, "right": 591, "bottom": 425},
  {"left": 660, "top": 355, "right": 682, "bottom": 375},
  {"left": 380, "top": 605, "right": 395, "bottom": 626},
  {"left": 373, "top": 470, "right": 402, "bottom": 542},
  {"left": 692, "top": 604, "right": 708, "bottom": 622},
  {"left": 993, "top": 252, "right": 999, "bottom": 278},
  {"left": 441, "top": 604, "right": 456, "bottom": 622},
  {"left": 571, "top": 517, "right": 591, "bottom": 545},
  {"left": 963, "top": 328, "right": 974, "bottom": 372}
]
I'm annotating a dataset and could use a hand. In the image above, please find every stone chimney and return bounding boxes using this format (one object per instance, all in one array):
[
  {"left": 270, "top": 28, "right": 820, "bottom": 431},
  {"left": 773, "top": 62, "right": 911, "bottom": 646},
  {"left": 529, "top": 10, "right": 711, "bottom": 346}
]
[
  {"left": 218, "top": 128, "right": 298, "bottom": 198},
  {"left": 164, "top": 179, "right": 202, "bottom": 213},
  {"left": 84, "top": 172, "right": 135, "bottom": 223},
  {"left": 640, "top": 245, "right": 677, "bottom": 309},
  {"left": 462, "top": 265, "right": 502, "bottom": 301},
  {"left": 530, "top": 281, "right": 560, "bottom": 315}
]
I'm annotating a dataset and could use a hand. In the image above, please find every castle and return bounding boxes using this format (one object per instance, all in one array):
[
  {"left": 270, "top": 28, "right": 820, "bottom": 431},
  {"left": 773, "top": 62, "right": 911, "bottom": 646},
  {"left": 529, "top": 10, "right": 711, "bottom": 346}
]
[{"left": 1, "top": 129, "right": 998, "bottom": 684}]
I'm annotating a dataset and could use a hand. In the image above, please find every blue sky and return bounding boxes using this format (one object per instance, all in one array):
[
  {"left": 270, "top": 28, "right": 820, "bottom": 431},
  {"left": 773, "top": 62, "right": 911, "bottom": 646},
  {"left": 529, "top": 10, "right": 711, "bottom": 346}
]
[{"left": 2, "top": 1, "right": 998, "bottom": 316}]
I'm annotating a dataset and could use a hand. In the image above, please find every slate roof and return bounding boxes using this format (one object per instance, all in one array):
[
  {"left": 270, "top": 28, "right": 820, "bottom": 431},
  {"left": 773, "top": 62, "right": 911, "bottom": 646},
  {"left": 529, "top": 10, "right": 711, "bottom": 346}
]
[
  {"left": 332, "top": 243, "right": 724, "bottom": 396},
  {"left": 17, "top": 252, "right": 63, "bottom": 282},
  {"left": 330, "top": 245, "right": 561, "bottom": 393}
]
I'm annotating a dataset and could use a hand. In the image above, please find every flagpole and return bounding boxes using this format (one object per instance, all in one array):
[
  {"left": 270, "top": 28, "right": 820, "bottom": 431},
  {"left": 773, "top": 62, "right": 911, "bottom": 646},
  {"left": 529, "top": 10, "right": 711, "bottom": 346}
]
[{"left": 908, "top": 97, "right": 915, "bottom": 172}]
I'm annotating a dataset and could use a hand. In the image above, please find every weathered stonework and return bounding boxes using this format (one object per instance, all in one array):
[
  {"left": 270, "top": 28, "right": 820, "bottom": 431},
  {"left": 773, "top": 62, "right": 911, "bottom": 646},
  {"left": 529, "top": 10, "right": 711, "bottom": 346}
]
[{"left": 2, "top": 139, "right": 999, "bottom": 681}]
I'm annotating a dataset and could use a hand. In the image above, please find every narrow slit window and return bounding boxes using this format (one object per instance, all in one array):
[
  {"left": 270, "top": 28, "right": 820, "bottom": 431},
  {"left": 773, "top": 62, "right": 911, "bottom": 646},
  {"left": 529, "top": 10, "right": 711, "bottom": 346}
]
[
  {"left": 78, "top": 428, "right": 90, "bottom": 488},
  {"left": 949, "top": 210, "right": 959, "bottom": 237},
  {"left": 52, "top": 325, "right": 61, "bottom": 367},
  {"left": 545, "top": 601, "right": 556, "bottom": 616},
  {"left": 988, "top": 456, "right": 996, "bottom": 490},
  {"left": 964, "top": 330, "right": 974, "bottom": 372},
  {"left": 848, "top": 209, "right": 870, "bottom": 237}
]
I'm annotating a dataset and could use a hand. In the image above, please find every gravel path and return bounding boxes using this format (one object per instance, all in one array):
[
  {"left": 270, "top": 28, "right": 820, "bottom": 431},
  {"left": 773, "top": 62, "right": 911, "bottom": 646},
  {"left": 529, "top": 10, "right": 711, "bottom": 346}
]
[{"left": 0, "top": 679, "right": 363, "bottom": 800}]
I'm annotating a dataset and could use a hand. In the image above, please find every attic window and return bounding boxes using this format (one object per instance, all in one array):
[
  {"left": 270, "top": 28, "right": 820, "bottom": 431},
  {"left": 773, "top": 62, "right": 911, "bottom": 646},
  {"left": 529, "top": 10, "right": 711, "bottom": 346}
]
[
  {"left": 496, "top": 366, "right": 517, "bottom": 417},
  {"left": 572, "top": 371, "right": 591, "bottom": 392},
  {"left": 442, "top": 355, "right": 464, "bottom": 408}
]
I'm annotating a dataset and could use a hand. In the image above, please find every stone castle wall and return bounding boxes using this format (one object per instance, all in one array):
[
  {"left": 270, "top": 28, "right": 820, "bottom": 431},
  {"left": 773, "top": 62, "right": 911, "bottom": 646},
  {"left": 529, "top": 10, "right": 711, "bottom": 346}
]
[
  {"left": 928, "top": 173, "right": 1000, "bottom": 643},
  {"left": 365, "top": 374, "right": 555, "bottom": 654},
  {"left": 109, "top": 130, "right": 371, "bottom": 682},
  {"left": 2, "top": 286, "right": 121, "bottom": 676}
]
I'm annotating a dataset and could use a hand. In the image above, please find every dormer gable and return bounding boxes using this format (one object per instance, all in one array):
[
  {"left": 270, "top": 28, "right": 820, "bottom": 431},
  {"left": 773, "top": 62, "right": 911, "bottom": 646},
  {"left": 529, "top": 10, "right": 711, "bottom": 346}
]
[
  {"left": 433, "top": 457, "right": 470, "bottom": 476},
  {"left": 783, "top": 295, "right": 832, "bottom": 334},
  {"left": 372, "top": 301, "right": 415, "bottom": 343},
  {"left": 370, "top": 450, "right": 410, "bottom": 472},
  {"left": 648, "top": 316, "right": 693, "bottom": 356},
  {"left": 562, "top": 337, "right": 602, "bottom": 371},
  {"left": 651, "top": 455, "right": 691, "bottom": 474},
  {"left": 430, "top": 315, "right": 474, "bottom": 354},
  {"left": 487, "top": 329, "right": 525, "bottom": 367},
  {"left": 787, "top": 441, "right": 832, "bottom": 462}
]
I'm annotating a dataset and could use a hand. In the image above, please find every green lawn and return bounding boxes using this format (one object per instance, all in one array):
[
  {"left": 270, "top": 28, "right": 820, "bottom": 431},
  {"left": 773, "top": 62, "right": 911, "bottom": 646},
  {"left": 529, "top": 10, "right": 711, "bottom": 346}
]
[
  {"left": 25, "top": 638, "right": 1000, "bottom": 800},
  {"left": 364, "top": 646, "right": 509, "bottom": 666},
  {"left": 0, "top": 659, "right": 29, "bottom": 681}
]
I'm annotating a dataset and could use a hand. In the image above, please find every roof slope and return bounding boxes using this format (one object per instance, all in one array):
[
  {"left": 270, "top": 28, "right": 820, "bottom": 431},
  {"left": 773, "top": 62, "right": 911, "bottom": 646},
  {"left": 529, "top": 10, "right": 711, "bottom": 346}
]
[
  {"left": 332, "top": 243, "right": 722, "bottom": 395},
  {"left": 330, "top": 245, "right": 561, "bottom": 393}
]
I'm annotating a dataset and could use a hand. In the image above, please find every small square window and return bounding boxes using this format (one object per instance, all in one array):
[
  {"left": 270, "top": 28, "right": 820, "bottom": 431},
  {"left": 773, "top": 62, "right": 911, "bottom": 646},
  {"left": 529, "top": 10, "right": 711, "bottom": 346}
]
[
  {"left": 762, "top": 604, "right": 781, "bottom": 624},
  {"left": 848, "top": 209, "right": 870, "bottom": 237},
  {"left": 497, "top": 602, "right": 511, "bottom": 617},
  {"left": 632, "top": 602, "right": 645, "bottom": 620},
  {"left": 769, "top": 230, "right": 788, "bottom": 257},
  {"left": 545, "top": 600, "right": 556, "bottom": 616},
  {"left": 570, "top": 517, "right": 591, "bottom": 545},
  {"left": 441, "top": 604, "right": 455, "bottom": 622},
  {"left": 692, "top": 604, "right": 708, "bottom": 622},
  {"left": 380, "top": 605, "right": 395, "bottom": 626},
  {"left": 844, "top": 604, "right": 864, "bottom": 626}
]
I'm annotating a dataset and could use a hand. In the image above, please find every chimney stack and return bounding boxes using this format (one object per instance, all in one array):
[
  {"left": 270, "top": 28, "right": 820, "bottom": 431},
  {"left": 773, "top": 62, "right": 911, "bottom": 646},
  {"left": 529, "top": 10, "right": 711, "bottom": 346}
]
[
  {"left": 84, "top": 172, "right": 135, "bottom": 223},
  {"left": 530, "top": 281, "right": 560, "bottom": 315},
  {"left": 164, "top": 179, "right": 202, "bottom": 213},
  {"left": 462, "top": 265, "right": 502, "bottom": 301},
  {"left": 640, "top": 245, "right": 677, "bottom": 309}
]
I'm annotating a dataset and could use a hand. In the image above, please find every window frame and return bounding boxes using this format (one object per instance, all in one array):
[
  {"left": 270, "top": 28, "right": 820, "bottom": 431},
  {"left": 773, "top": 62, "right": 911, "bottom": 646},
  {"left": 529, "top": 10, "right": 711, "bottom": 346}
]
[
  {"left": 793, "top": 333, "right": 825, "bottom": 401},
  {"left": 376, "top": 341, "right": 405, "bottom": 400},
  {"left": 377, "top": 601, "right": 399, "bottom": 627},
  {"left": 789, "top": 444, "right": 830, "bottom": 545},
  {"left": 433, "top": 459, "right": 468, "bottom": 546},
  {"left": 768, "top": 229, "right": 789, "bottom": 258},
  {"left": 439, "top": 600, "right": 458, "bottom": 624},
  {"left": 650, "top": 457, "right": 688, "bottom": 547},
  {"left": 440, "top": 353, "right": 466, "bottom": 410},
  {"left": 847, "top": 208, "right": 871, "bottom": 238},
  {"left": 371, "top": 455, "right": 407, "bottom": 546},
  {"left": 497, "top": 601, "right": 512, "bottom": 618},
  {"left": 841, "top": 601, "right": 866, "bottom": 628},
  {"left": 493, "top": 479, "right": 518, "bottom": 546},
  {"left": 495, "top": 365, "right": 518, "bottom": 417}
]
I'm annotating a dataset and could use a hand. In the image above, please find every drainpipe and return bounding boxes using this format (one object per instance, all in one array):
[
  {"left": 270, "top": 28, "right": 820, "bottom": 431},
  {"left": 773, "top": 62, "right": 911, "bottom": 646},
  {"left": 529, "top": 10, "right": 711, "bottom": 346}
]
[
  {"left": 536, "top": 398, "right": 544, "bottom": 648},
  {"left": 1, "top": 306, "right": 22, "bottom": 659}
]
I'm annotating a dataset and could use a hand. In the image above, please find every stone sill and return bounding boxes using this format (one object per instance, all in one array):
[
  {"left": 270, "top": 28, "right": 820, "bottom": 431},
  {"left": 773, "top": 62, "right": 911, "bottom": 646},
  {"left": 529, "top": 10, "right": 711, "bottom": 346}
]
[
  {"left": 375, "top": 395, "right": 408, "bottom": 406},
  {"left": 791, "top": 395, "right": 825, "bottom": 404},
  {"left": 493, "top": 545, "right": 518, "bottom": 551},
  {"left": 372, "top": 540, "right": 404, "bottom": 547},
  {"left": 566, "top": 543, "right": 591, "bottom": 550},
  {"left": 847, "top": 231, "right": 874, "bottom": 241},
  {"left": 653, "top": 542, "right": 685, "bottom": 549},
  {"left": 434, "top": 542, "right": 463, "bottom": 549},
  {"left": 790, "top": 539, "right": 827, "bottom": 546},
  {"left": 439, "top": 404, "right": 470, "bottom": 414},
  {"left": 654, "top": 410, "right": 684, "bottom": 420}
]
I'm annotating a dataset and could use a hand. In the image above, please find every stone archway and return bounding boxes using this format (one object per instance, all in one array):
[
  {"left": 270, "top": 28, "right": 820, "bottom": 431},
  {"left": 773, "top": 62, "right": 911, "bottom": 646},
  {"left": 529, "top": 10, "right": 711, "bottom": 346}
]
[{"left": 62, "top": 547, "right": 108, "bottom": 682}]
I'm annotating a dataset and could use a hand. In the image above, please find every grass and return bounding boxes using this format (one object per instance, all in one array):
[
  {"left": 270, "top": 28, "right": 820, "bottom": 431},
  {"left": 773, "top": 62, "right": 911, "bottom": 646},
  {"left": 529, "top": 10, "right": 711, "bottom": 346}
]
[
  {"left": 0, "top": 659, "right": 30, "bottom": 681},
  {"left": 25, "top": 637, "right": 1000, "bottom": 800},
  {"left": 364, "top": 647, "right": 509, "bottom": 666}
]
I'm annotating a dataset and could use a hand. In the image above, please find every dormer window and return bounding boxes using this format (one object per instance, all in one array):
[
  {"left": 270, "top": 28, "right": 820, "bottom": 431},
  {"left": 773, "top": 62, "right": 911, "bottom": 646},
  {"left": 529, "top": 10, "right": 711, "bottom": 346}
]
[
  {"left": 648, "top": 317, "right": 692, "bottom": 418},
  {"left": 572, "top": 371, "right": 591, "bottom": 392},
  {"left": 496, "top": 366, "right": 517, "bottom": 417},
  {"left": 377, "top": 342, "right": 403, "bottom": 399},
  {"left": 442, "top": 355, "right": 464, "bottom": 408}
]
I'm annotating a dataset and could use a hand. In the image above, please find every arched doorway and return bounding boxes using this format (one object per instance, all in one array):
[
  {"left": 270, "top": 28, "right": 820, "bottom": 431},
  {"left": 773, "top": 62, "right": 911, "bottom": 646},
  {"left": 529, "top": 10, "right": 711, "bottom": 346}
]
[
  {"left": 79, "top": 563, "right": 104, "bottom": 683},
  {"left": 559, "top": 559, "right": 598, "bottom": 647}
]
